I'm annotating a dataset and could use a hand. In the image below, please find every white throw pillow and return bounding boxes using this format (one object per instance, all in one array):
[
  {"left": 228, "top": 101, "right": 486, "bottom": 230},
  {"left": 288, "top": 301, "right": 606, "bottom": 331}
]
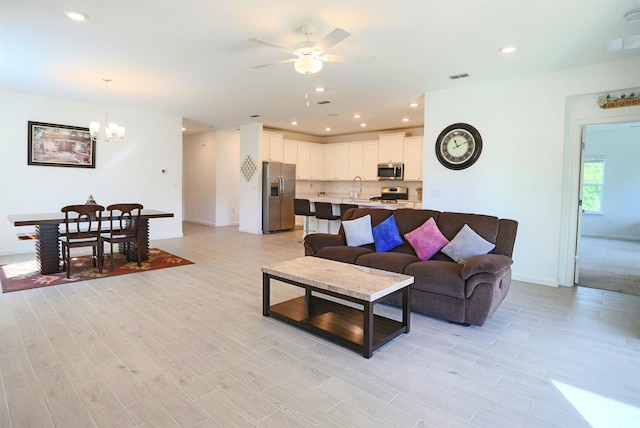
[
  {"left": 342, "top": 214, "right": 374, "bottom": 247},
  {"left": 441, "top": 224, "right": 495, "bottom": 264}
]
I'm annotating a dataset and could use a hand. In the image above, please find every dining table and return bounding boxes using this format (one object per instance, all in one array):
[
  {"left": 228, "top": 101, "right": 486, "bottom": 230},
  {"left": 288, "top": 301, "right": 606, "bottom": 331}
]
[{"left": 8, "top": 209, "right": 174, "bottom": 274}]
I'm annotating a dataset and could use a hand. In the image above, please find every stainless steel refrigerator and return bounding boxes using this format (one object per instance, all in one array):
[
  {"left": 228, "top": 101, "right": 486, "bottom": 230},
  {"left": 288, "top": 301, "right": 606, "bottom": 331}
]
[{"left": 262, "top": 161, "right": 296, "bottom": 233}]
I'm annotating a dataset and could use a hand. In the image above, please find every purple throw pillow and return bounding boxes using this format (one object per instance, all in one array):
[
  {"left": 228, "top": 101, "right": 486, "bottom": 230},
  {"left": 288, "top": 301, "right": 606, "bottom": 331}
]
[{"left": 404, "top": 217, "right": 449, "bottom": 260}]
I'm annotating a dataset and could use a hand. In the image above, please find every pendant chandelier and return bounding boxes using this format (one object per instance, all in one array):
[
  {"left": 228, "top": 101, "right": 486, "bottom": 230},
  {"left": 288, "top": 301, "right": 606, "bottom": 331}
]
[{"left": 90, "top": 78, "right": 125, "bottom": 142}]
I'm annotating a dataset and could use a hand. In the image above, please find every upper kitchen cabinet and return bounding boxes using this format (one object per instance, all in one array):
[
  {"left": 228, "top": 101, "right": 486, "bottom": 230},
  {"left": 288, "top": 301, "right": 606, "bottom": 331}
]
[
  {"left": 309, "top": 143, "right": 325, "bottom": 180},
  {"left": 296, "top": 142, "right": 310, "bottom": 179},
  {"left": 363, "top": 141, "right": 378, "bottom": 181},
  {"left": 403, "top": 136, "right": 423, "bottom": 181},
  {"left": 261, "top": 131, "right": 284, "bottom": 162},
  {"left": 378, "top": 132, "right": 405, "bottom": 163},
  {"left": 325, "top": 144, "right": 349, "bottom": 180},
  {"left": 347, "top": 143, "right": 364, "bottom": 178},
  {"left": 348, "top": 141, "right": 378, "bottom": 180},
  {"left": 296, "top": 141, "right": 325, "bottom": 180},
  {"left": 283, "top": 139, "right": 298, "bottom": 165}
]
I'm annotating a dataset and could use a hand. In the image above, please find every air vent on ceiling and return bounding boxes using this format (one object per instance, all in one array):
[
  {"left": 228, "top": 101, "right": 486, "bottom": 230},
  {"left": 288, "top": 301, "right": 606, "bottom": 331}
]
[
  {"left": 317, "top": 100, "right": 331, "bottom": 105},
  {"left": 449, "top": 73, "right": 470, "bottom": 80},
  {"left": 249, "top": 114, "right": 261, "bottom": 118}
]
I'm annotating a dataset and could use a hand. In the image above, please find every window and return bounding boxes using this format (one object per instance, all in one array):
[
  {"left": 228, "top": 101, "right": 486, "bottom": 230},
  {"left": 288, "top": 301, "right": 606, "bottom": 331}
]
[{"left": 582, "top": 157, "right": 605, "bottom": 213}]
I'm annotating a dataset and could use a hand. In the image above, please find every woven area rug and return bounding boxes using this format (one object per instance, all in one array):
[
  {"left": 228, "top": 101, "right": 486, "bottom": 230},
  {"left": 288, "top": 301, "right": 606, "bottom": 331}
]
[{"left": 0, "top": 248, "right": 193, "bottom": 293}]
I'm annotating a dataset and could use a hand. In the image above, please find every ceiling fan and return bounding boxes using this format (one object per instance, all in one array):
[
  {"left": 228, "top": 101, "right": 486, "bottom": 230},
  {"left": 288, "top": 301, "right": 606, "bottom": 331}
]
[{"left": 249, "top": 25, "right": 375, "bottom": 74}]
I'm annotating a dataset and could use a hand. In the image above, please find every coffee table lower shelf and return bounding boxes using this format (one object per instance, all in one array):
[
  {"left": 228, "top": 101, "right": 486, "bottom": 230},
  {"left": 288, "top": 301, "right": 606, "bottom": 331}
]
[{"left": 268, "top": 294, "right": 407, "bottom": 357}]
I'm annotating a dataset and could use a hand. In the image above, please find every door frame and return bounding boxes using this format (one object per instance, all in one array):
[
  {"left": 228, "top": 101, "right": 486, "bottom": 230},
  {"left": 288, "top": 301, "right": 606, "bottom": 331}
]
[
  {"left": 574, "top": 127, "right": 586, "bottom": 284},
  {"left": 559, "top": 96, "right": 640, "bottom": 287}
]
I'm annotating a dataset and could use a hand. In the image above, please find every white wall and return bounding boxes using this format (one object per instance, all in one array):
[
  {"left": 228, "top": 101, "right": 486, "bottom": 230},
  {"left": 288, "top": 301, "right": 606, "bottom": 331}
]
[
  {"left": 0, "top": 90, "right": 183, "bottom": 256},
  {"left": 581, "top": 126, "right": 640, "bottom": 240},
  {"left": 215, "top": 130, "right": 240, "bottom": 226},
  {"left": 238, "top": 123, "right": 263, "bottom": 234},
  {"left": 183, "top": 132, "right": 216, "bottom": 225},
  {"left": 423, "top": 57, "right": 640, "bottom": 287}
]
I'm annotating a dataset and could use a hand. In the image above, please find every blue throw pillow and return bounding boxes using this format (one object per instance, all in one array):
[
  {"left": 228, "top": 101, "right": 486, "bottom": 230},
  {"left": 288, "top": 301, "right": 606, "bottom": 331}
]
[{"left": 372, "top": 215, "right": 403, "bottom": 252}]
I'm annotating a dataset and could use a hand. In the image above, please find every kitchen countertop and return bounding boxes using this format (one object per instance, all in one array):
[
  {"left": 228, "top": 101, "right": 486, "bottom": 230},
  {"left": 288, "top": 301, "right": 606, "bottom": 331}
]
[{"left": 308, "top": 197, "right": 413, "bottom": 209}]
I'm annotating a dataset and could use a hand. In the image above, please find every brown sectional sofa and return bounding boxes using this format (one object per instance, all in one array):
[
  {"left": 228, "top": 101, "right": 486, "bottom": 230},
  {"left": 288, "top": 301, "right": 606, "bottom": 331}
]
[{"left": 303, "top": 207, "right": 518, "bottom": 326}]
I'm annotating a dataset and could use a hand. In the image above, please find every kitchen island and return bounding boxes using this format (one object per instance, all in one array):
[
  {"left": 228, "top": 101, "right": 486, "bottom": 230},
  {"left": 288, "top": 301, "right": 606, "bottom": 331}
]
[{"left": 302, "top": 197, "right": 414, "bottom": 234}]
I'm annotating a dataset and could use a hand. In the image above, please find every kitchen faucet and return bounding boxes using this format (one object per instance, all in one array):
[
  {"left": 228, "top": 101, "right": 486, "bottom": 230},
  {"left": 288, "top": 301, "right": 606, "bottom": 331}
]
[{"left": 351, "top": 176, "right": 363, "bottom": 202}]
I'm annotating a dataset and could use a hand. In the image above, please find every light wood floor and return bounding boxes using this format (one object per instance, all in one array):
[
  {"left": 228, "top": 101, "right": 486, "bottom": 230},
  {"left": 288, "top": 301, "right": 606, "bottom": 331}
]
[{"left": 1, "top": 223, "right": 639, "bottom": 427}]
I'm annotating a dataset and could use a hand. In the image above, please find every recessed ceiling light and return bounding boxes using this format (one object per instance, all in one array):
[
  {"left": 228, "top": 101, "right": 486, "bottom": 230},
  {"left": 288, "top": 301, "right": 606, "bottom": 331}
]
[
  {"left": 353, "top": 114, "right": 361, "bottom": 119},
  {"left": 402, "top": 118, "right": 410, "bottom": 122},
  {"left": 65, "top": 10, "right": 88, "bottom": 21},
  {"left": 360, "top": 123, "right": 367, "bottom": 127},
  {"left": 500, "top": 46, "right": 517, "bottom": 54},
  {"left": 291, "top": 121, "right": 298, "bottom": 125},
  {"left": 409, "top": 103, "right": 418, "bottom": 107},
  {"left": 315, "top": 87, "right": 325, "bottom": 92},
  {"left": 181, "top": 127, "right": 186, "bottom": 131},
  {"left": 325, "top": 127, "right": 331, "bottom": 131}
]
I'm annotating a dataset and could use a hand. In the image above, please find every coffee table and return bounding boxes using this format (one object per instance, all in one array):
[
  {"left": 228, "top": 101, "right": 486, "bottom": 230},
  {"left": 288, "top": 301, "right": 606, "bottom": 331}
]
[{"left": 262, "top": 257, "right": 413, "bottom": 358}]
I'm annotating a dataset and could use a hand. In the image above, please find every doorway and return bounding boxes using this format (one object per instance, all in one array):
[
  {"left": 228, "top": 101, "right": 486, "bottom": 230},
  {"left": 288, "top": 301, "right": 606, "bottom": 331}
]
[{"left": 575, "top": 121, "right": 640, "bottom": 296}]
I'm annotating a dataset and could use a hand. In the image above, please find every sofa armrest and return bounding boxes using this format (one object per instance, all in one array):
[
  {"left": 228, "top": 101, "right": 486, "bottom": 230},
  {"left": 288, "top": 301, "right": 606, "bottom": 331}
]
[
  {"left": 460, "top": 254, "right": 513, "bottom": 280},
  {"left": 304, "top": 233, "right": 346, "bottom": 256}
]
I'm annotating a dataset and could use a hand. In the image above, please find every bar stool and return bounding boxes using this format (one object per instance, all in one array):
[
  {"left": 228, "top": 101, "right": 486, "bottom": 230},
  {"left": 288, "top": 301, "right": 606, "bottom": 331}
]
[
  {"left": 314, "top": 202, "right": 340, "bottom": 233},
  {"left": 294, "top": 199, "right": 315, "bottom": 240},
  {"left": 339, "top": 203, "right": 358, "bottom": 219}
]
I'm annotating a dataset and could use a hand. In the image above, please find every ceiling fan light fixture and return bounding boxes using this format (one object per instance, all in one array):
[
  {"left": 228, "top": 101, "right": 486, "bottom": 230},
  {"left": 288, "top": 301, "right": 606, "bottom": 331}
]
[{"left": 295, "top": 55, "right": 323, "bottom": 74}]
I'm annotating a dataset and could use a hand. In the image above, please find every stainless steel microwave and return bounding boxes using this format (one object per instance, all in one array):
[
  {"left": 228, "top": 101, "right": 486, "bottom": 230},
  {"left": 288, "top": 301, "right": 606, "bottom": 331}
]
[{"left": 377, "top": 162, "right": 404, "bottom": 180}]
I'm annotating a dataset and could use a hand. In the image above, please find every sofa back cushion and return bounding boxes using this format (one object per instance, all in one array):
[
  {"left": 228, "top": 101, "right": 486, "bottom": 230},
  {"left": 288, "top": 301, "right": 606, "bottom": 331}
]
[{"left": 338, "top": 207, "right": 517, "bottom": 259}]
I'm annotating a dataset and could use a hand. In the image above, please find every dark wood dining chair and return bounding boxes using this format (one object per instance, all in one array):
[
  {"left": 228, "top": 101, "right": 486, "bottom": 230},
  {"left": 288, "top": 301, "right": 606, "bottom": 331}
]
[
  {"left": 102, "top": 203, "right": 144, "bottom": 271},
  {"left": 59, "top": 204, "right": 105, "bottom": 279}
]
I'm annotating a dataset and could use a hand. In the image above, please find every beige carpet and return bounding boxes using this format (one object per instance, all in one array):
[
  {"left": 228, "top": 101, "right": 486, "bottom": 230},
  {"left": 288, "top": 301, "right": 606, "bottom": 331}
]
[{"left": 578, "top": 236, "right": 640, "bottom": 296}]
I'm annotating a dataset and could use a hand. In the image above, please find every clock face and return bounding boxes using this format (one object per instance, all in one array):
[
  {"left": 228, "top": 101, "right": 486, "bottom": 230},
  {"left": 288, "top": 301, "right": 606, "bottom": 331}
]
[{"left": 435, "top": 123, "right": 482, "bottom": 170}]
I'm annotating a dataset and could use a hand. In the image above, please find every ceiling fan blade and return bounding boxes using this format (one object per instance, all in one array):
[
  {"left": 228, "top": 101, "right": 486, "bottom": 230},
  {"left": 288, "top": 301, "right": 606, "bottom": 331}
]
[
  {"left": 312, "top": 28, "right": 350, "bottom": 53},
  {"left": 321, "top": 54, "right": 375, "bottom": 64},
  {"left": 249, "top": 37, "right": 296, "bottom": 56},
  {"left": 251, "top": 58, "right": 297, "bottom": 69}
]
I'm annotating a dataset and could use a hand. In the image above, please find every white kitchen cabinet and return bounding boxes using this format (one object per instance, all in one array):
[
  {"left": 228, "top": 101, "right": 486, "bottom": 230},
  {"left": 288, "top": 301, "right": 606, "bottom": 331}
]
[
  {"left": 362, "top": 141, "right": 378, "bottom": 180},
  {"left": 283, "top": 139, "right": 297, "bottom": 165},
  {"left": 296, "top": 142, "right": 310, "bottom": 179},
  {"left": 378, "top": 132, "right": 405, "bottom": 163},
  {"left": 403, "top": 136, "right": 423, "bottom": 181},
  {"left": 348, "top": 140, "right": 378, "bottom": 180},
  {"left": 348, "top": 143, "right": 364, "bottom": 178},
  {"left": 262, "top": 131, "right": 284, "bottom": 162},
  {"left": 309, "top": 143, "right": 324, "bottom": 180},
  {"left": 324, "top": 144, "right": 349, "bottom": 180}
]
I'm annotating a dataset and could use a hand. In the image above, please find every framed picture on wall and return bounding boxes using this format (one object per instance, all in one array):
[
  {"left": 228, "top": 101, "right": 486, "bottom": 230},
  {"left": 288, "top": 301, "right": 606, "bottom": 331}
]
[{"left": 27, "top": 121, "right": 96, "bottom": 168}]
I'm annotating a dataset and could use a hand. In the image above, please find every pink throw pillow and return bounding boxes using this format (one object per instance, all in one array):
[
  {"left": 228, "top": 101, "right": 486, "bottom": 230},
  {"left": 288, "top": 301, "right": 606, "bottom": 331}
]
[{"left": 404, "top": 217, "right": 449, "bottom": 260}]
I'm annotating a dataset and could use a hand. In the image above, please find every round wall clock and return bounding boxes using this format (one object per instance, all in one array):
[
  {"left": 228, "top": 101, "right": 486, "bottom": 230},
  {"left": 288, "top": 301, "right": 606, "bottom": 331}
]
[{"left": 435, "top": 123, "right": 482, "bottom": 170}]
